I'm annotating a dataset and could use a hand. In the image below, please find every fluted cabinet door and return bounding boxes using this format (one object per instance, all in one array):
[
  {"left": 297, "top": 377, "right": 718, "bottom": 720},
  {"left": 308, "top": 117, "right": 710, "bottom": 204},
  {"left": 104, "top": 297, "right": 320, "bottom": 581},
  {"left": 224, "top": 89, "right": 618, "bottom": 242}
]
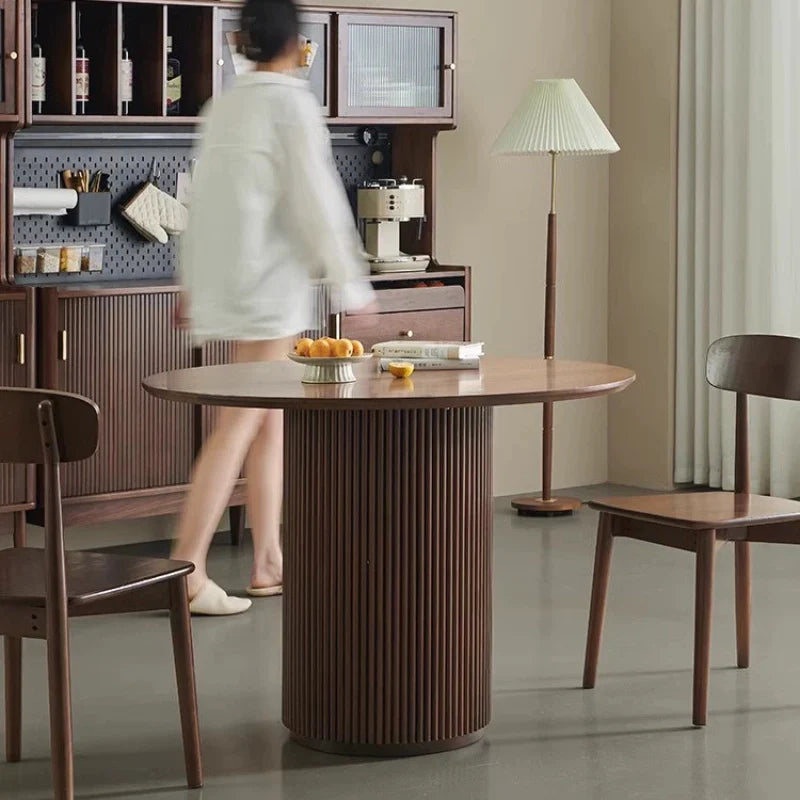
[
  {"left": 337, "top": 13, "right": 455, "bottom": 120},
  {"left": 0, "top": 293, "right": 30, "bottom": 507},
  {"left": 54, "top": 290, "right": 194, "bottom": 499}
]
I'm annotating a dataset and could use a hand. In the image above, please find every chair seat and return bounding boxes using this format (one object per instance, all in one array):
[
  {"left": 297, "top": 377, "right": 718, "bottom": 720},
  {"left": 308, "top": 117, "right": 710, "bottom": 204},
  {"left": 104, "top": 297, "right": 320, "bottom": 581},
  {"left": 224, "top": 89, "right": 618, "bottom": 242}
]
[
  {"left": 0, "top": 548, "right": 193, "bottom": 607},
  {"left": 589, "top": 491, "right": 800, "bottom": 530}
]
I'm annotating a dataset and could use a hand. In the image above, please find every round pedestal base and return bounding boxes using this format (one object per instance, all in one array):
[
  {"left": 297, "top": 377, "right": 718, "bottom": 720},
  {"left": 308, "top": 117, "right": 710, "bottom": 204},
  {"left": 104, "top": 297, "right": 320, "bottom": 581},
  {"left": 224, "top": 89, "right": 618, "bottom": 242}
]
[
  {"left": 291, "top": 729, "right": 486, "bottom": 757},
  {"left": 511, "top": 496, "right": 582, "bottom": 517},
  {"left": 283, "top": 407, "right": 494, "bottom": 756}
]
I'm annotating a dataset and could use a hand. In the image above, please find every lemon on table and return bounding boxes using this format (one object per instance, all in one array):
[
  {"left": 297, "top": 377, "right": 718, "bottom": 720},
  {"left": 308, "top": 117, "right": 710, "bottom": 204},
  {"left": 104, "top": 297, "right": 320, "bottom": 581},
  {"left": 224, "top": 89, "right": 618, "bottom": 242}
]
[
  {"left": 295, "top": 338, "right": 313, "bottom": 357},
  {"left": 388, "top": 362, "right": 415, "bottom": 379}
]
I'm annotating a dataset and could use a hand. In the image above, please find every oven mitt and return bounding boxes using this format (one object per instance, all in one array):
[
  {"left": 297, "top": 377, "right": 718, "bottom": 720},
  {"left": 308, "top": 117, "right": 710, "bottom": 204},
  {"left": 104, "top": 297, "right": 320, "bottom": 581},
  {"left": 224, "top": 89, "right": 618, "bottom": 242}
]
[{"left": 120, "top": 182, "right": 188, "bottom": 244}]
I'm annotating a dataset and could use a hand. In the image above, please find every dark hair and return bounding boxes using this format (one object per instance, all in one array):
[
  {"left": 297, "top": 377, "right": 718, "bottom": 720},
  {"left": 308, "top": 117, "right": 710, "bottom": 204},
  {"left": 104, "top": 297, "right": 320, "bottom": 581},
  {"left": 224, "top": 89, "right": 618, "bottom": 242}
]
[{"left": 241, "top": 0, "right": 300, "bottom": 63}]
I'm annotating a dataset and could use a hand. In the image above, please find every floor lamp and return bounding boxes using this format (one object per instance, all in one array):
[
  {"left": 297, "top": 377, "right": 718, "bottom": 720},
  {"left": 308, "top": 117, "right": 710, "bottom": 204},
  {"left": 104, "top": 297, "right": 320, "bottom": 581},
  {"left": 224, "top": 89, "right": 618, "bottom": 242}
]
[{"left": 493, "top": 79, "right": 619, "bottom": 516}]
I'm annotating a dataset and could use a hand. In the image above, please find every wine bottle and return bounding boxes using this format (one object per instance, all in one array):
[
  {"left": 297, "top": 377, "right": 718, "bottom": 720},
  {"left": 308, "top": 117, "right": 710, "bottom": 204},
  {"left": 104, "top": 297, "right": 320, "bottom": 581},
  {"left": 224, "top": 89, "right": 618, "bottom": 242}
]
[
  {"left": 166, "top": 36, "right": 181, "bottom": 116},
  {"left": 75, "top": 9, "right": 89, "bottom": 114},
  {"left": 31, "top": 4, "right": 46, "bottom": 114},
  {"left": 120, "top": 18, "right": 132, "bottom": 116}
]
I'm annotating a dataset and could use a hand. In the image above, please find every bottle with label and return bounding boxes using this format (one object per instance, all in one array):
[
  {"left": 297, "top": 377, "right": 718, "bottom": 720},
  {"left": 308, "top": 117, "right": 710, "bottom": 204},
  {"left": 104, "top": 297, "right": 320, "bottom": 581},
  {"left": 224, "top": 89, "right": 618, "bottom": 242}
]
[
  {"left": 166, "top": 36, "right": 181, "bottom": 116},
  {"left": 31, "top": 4, "right": 46, "bottom": 114},
  {"left": 75, "top": 9, "right": 89, "bottom": 114},
  {"left": 120, "top": 19, "right": 133, "bottom": 115}
]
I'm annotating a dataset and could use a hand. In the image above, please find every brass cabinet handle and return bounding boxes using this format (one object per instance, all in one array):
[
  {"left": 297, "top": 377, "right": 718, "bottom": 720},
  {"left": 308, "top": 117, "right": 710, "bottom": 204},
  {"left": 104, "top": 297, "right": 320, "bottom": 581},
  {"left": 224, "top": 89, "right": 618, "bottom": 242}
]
[
  {"left": 8, "top": 51, "right": 18, "bottom": 61},
  {"left": 400, "top": 330, "right": 414, "bottom": 338},
  {"left": 59, "top": 330, "right": 67, "bottom": 361},
  {"left": 17, "top": 333, "right": 25, "bottom": 366}
]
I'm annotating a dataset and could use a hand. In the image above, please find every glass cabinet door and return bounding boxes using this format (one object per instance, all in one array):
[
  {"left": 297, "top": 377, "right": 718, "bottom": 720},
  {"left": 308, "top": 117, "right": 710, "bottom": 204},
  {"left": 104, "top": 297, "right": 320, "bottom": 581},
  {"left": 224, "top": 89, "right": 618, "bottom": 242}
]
[
  {"left": 0, "top": 0, "right": 23, "bottom": 124},
  {"left": 213, "top": 7, "right": 331, "bottom": 115},
  {"left": 299, "top": 12, "right": 331, "bottom": 116},
  {"left": 337, "top": 13, "right": 454, "bottom": 120}
]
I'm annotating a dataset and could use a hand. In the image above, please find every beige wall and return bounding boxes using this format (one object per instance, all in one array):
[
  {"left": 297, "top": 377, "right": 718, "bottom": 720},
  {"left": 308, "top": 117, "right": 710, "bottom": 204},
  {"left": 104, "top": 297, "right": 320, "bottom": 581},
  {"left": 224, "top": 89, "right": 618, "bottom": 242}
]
[
  {"left": 319, "top": 0, "right": 614, "bottom": 496},
  {"left": 607, "top": 0, "right": 680, "bottom": 490}
]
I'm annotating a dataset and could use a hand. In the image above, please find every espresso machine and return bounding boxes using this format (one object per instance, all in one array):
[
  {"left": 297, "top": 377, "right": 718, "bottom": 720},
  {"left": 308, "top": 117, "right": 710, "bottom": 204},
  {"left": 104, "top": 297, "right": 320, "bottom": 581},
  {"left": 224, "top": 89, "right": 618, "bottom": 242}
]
[{"left": 357, "top": 178, "right": 431, "bottom": 274}]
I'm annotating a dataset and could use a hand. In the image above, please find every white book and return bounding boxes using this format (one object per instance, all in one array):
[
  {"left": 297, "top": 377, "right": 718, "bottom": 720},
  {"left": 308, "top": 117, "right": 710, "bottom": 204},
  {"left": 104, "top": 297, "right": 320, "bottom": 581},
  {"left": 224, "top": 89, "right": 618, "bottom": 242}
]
[
  {"left": 378, "top": 357, "right": 481, "bottom": 372},
  {"left": 372, "top": 341, "right": 485, "bottom": 360}
]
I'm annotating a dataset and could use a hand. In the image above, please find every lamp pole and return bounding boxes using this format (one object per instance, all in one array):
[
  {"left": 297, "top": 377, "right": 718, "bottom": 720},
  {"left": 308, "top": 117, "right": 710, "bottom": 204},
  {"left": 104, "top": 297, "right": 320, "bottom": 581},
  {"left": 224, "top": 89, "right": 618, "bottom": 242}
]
[{"left": 512, "top": 151, "right": 582, "bottom": 516}]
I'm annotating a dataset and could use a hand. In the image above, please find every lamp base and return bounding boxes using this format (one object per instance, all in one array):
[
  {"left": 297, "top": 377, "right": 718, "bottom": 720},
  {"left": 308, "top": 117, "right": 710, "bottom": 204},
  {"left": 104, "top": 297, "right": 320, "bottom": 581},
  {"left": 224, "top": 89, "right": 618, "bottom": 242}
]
[{"left": 511, "top": 496, "right": 582, "bottom": 517}]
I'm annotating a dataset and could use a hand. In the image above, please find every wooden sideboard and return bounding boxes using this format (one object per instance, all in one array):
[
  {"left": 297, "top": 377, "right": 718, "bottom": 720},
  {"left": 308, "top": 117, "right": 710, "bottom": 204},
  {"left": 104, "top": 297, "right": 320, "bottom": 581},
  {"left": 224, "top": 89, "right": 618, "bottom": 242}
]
[
  {"left": 0, "top": 1, "right": 468, "bottom": 538},
  {"left": 14, "top": 269, "right": 471, "bottom": 529}
]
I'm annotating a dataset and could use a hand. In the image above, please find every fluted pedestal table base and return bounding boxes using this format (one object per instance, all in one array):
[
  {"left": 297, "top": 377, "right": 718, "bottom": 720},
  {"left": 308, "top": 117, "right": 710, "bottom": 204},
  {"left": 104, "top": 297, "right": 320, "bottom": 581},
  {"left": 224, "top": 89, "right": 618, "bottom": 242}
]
[{"left": 283, "top": 407, "right": 494, "bottom": 756}]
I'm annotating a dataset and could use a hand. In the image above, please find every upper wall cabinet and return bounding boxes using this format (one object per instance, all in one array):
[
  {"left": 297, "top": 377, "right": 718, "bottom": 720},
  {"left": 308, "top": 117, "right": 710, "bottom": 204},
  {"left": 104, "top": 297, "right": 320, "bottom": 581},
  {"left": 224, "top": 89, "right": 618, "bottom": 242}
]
[
  {"left": 214, "top": 7, "right": 332, "bottom": 115},
  {"left": 23, "top": 2, "right": 457, "bottom": 126},
  {"left": 0, "top": 0, "right": 24, "bottom": 128},
  {"left": 336, "top": 12, "right": 455, "bottom": 123}
]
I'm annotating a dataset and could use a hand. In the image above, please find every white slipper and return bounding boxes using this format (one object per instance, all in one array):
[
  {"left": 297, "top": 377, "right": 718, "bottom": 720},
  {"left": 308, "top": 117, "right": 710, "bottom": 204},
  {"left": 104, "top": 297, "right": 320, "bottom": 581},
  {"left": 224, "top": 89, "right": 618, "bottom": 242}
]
[
  {"left": 189, "top": 579, "right": 252, "bottom": 616},
  {"left": 246, "top": 584, "right": 283, "bottom": 598}
]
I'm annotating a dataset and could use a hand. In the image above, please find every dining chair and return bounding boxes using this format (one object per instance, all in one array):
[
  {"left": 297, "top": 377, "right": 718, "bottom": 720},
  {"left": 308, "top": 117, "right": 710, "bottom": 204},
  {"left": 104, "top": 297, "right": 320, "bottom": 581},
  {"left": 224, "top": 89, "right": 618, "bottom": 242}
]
[
  {"left": 583, "top": 334, "right": 800, "bottom": 726},
  {"left": 0, "top": 388, "right": 202, "bottom": 799}
]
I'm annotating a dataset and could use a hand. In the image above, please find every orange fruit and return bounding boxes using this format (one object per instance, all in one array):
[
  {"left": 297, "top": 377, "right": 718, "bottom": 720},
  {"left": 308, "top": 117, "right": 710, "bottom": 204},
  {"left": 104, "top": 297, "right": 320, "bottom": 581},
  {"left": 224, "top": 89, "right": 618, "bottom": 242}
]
[
  {"left": 388, "top": 362, "right": 415, "bottom": 379},
  {"left": 309, "top": 338, "right": 332, "bottom": 358},
  {"left": 295, "top": 338, "right": 313, "bottom": 357},
  {"left": 322, "top": 337, "right": 337, "bottom": 346},
  {"left": 331, "top": 338, "right": 354, "bottom": 358},
  {"left": 351, "top": 340, "right": 365, "bottom": 357}
]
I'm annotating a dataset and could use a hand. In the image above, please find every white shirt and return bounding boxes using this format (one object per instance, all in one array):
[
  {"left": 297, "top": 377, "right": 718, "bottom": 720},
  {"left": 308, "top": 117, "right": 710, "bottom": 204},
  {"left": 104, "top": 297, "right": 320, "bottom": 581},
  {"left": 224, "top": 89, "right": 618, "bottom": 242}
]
[{"left": 179, "top": 71, "right": 374, "bottom": 343}]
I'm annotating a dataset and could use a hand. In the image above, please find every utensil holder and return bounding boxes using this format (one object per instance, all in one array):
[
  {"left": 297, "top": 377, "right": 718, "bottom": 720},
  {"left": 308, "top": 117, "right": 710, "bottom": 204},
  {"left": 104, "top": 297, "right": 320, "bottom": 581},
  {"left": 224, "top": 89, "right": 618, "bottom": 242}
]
[{"left": 66, "top": 192, "right": 112, "bottom": 226}]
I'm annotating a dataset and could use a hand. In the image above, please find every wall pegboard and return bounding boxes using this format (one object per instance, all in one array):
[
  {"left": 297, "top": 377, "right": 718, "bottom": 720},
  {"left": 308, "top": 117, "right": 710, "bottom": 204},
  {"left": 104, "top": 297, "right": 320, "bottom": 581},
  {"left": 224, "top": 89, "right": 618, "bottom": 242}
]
[{"left": 12, "top": 134, "right": 383, "bottom": 286}]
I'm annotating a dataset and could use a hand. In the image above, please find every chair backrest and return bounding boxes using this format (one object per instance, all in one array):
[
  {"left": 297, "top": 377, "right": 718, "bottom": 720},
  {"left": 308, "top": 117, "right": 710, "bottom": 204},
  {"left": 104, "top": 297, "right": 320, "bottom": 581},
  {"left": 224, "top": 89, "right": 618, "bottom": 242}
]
[
  {"left": 706, "top": 335, "right": 800, "bottom": 494},
  {"left": 0, "top": 388, "right": 99, "bottom": 464},
  {"left": 707, "top": 335, "right": 800, "bottom": 401}
]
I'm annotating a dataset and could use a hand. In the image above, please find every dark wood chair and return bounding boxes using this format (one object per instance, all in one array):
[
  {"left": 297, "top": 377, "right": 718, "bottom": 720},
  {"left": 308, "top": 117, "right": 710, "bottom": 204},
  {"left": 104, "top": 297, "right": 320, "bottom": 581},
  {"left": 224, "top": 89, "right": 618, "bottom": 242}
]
[
  {"left": 0, "top": 388, "right": 202, "bottom": 799},
  {"left": 583, "top": 335, "right": 800, "bottom": 726}
]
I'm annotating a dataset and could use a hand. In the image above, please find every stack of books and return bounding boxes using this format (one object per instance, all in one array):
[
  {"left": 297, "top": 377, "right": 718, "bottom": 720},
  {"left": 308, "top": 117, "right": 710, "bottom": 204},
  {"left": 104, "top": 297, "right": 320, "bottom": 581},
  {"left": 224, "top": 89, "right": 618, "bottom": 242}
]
[{"left": 373, "top": 340, "right": 485, "bottom": 371}]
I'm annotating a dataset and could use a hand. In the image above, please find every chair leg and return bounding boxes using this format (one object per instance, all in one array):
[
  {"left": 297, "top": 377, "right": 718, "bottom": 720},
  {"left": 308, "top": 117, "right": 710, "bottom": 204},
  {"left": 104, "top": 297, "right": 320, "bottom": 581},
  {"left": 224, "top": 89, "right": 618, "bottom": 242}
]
[
  {"left": 169, "top": 578, "right": 203, "bottom": 789},
  {"left": 6, "top": 511, "right": 26, "bottom": 762},
  {"left": 583, "top": 513, "right": 614, "bottom": 689},
  {"left": 693, "top": 530, "right": 716, "bottom": 727},
  {"left": 5, "top": 636, "right": 22, "bottom": 762},
  {"left": 735, "top": 541, "right": 751, "bottom": 669},
  {"left": 46, "top": 617, "right": 74, "bottom": 800},
  {"left": 229, "top": 506, "right": 245, "bottom": 547}
]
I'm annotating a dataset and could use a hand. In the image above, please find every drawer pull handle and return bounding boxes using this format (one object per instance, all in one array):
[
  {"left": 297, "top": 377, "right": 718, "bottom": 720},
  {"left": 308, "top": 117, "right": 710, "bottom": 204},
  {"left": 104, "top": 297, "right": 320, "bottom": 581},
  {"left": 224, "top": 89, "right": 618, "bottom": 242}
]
[
  {"left": 400, "top": 330, "right": 414, "bottom": 339},
  {"left": 17, "top": 333, "right": 25, "bottom": 366},
  {"left": 59, "top": 330, "right": 68, "bottom": 362}
]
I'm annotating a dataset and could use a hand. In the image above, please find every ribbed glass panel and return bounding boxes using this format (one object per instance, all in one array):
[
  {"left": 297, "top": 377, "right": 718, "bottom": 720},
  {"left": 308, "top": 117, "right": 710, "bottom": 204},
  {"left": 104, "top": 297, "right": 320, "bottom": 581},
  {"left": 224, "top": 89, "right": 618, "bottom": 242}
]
[{"left": 348, "top": 25, "right": 440, "bottom": 109}]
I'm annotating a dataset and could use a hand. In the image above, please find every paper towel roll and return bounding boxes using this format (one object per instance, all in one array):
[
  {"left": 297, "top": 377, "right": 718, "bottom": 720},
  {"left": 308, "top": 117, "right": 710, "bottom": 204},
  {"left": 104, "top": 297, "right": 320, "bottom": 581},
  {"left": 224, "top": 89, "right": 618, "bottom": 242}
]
[{"left": 13, "top": 187, "right": 79, "bottom": 216}]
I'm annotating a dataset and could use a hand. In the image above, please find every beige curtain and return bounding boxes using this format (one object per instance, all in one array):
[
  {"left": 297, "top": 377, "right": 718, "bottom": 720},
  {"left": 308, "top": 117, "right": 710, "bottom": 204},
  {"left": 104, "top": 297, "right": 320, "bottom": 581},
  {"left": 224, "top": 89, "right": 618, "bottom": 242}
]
[{"left": 676, "top": 0, "right": 800, "bottom": 495}]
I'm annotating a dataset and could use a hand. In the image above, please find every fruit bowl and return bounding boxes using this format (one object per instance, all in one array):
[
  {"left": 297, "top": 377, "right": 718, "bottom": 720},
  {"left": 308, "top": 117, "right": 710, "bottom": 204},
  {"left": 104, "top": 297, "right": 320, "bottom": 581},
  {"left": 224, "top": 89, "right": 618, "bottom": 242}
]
[{"left": 288, "top": 352, "right": 374, "bottom": 384}]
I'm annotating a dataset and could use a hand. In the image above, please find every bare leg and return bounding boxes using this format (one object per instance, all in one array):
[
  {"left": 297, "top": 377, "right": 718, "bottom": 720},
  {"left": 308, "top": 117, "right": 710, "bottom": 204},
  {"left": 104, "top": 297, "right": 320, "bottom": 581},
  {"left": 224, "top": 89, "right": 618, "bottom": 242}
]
[
  {"left": 172, "top": 338, "right": 293, "bottom": 598},
  {"left": 247, "top": 408, "right": 284, "bottom": 591}
]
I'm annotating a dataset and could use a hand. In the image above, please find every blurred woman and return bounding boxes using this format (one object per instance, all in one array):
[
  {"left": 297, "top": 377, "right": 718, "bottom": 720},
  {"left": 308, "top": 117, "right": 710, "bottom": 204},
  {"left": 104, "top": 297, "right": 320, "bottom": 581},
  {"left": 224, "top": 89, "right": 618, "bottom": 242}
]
[{"left": 175, "top": 0, "right": 373, "bottom": 614}]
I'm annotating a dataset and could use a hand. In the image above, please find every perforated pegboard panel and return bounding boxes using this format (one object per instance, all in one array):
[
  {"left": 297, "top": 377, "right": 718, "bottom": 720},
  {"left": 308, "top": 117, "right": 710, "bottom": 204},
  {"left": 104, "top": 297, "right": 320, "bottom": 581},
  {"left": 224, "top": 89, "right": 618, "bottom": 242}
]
[{"left": 12, "top": 140, "right": 379, "bottom": 286}]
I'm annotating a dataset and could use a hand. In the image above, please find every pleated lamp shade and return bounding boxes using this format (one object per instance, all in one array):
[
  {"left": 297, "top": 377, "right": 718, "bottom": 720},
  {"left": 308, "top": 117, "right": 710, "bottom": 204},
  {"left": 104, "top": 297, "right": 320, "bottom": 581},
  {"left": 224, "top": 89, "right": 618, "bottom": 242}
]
[{"left": 493, "top": 78, "right": 619, "bottom": 156}]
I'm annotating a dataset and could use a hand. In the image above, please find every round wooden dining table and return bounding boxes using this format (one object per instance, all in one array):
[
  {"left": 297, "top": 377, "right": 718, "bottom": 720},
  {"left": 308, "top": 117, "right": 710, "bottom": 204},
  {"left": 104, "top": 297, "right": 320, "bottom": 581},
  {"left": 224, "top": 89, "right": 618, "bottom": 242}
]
[{"left": 144, "top": 357, "right": 635, "bottom": 757}]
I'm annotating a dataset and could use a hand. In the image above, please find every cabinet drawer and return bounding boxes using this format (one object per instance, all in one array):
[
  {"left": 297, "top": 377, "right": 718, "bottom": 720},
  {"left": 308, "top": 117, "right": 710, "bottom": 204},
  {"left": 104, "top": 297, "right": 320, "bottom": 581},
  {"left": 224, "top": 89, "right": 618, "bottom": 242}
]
[
  {"left": 367, "top": 285, "right": 465, "bottom": 314},
  {"left": 341, "top": 308, "right": 465, "bottom": 351}
]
